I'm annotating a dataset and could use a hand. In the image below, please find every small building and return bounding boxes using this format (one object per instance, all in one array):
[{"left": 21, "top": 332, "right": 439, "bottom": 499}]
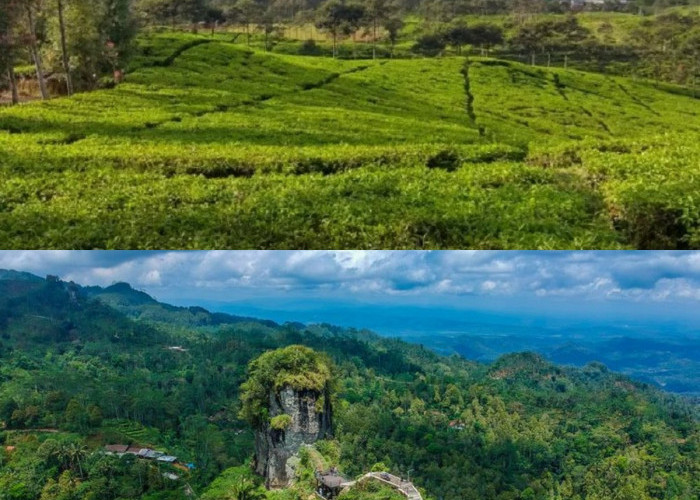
[
  {"left": 104, "top": 444, "right": 129, "bottom": 454},
  {"left": 448, "top": 420, "right": 465, "bottom": 431},
  {"left": 157, "top": 455, "right": 178, "bottom": 463},
  {"left": 138, "top": 448, "right": 165, "bottom": 459},
  {"left": 315, "top": 469, "right": 351, "bottom": 499}
]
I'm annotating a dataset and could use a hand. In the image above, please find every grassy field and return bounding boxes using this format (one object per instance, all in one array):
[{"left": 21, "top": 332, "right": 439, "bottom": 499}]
[{"left": 0, "top": 32, "right": 698, "bottom": 248}]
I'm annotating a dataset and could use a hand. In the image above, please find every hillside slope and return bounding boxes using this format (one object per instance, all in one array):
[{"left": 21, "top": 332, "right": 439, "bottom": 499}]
[
  {"left": 0, "top": 35, "right": 698, "bottom": 248},
  {"left": 0, "top": 272, "right": 698, "bottom": 499}
]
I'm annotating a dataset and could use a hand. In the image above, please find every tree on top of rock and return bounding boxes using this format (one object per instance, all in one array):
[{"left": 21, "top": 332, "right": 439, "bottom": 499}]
[{"left": 239, "top": 345, "right": 334, "bottom": 429}]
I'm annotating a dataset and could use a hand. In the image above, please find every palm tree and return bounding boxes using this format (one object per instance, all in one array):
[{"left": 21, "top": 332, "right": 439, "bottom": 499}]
[
  {"left": 67, "top": 442, "right": 88, "bottom": 477},
  {"left": 53, "top": 441, "right": 88, "bottom": 478}
]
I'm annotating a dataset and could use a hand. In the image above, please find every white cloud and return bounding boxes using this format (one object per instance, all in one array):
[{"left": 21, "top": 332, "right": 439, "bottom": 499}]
[{"left": 0, "top": 251, "right": 698, "bottom": 306}]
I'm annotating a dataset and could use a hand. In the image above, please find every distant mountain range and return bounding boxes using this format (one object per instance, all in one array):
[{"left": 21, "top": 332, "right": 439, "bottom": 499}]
[
  {"left": 398, "top": 329, "right": 700, "bottom": 396},
  {"left": 3, "top": 269, "right": 698, "bottom": 397}
]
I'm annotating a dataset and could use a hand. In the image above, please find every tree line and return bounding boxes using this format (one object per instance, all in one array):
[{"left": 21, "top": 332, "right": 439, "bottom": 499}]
[
  {"left": 0, "top": 0, "right": 135, "bottom": 103},
  {"left": 1, "top": 0, "right": 697, "bottom": 103}
]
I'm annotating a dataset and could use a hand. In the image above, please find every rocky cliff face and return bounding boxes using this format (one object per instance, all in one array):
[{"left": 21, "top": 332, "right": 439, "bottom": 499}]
[{"left": 254, "top": 386, "right": 332, "bottom": 488}]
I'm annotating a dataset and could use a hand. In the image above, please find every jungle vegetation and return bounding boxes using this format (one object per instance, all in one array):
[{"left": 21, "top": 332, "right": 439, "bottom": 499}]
[{"left": 0, "top": 271, "right": 698, "bottom": 499}]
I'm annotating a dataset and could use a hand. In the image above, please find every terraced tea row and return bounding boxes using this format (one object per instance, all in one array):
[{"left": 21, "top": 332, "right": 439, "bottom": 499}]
[{"left": 0, "top": 33, "right": 698, "bottom": 248}]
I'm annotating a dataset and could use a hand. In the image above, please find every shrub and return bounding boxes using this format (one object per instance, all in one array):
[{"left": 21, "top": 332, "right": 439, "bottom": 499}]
[
  {"left": 412, "top": 34, "right": 446, "bottom": 57},
  {"left": 299, "top": 39, "right": 322, "bottom": 56},
  {"left": 270, "top": 414, "right": 292, "bottom": 430},
  {"left": 426, "top": 150, "right": 461, "bottom": 171}
]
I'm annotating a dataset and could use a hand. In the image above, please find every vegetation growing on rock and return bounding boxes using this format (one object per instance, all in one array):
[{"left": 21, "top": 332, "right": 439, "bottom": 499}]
[
  {"left": 239, "top": 345, "right": 333, "bottom": 428},
  {"left": 269, "top": 414, "right": 292, "bottom": 431}
]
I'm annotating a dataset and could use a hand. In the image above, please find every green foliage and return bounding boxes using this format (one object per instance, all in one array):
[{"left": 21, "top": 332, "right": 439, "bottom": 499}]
[
  {"left": 0, "top": 276, "right": 698, "bottom": 499},
  {"left": 315, "top": 440, "right": 341, "bottom": 465},
  {"left": 371, "top": 461, "right": 389, "bottom": 472},
  {"left": 200, "top": 465, "right": 266, "bottom": 500},
  {"left": 269, "top": 414, "right": 292, "bottom": 431},
  {"left": 339, "top": 479, "right": 405, "bottom": 500},
  {"left": 239, "top": 346, "right": 333, "bottom": 428},
  {"left": 412, "top": 33, "right": 446, "bottom": 56},
  {"left": 1, "top": 28, "right": 698, "bottom": 248}
]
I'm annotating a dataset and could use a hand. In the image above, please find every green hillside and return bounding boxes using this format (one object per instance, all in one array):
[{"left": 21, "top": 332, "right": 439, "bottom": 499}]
[
  {"left": 0, "top": 273, "right": 698, "bottom": 499},
  {"left": 0, "top": 33, "right": 698, "bottom": 249}
]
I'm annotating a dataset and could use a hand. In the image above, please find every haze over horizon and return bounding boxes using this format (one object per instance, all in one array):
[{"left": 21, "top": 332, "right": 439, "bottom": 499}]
[{"left": 0, "top": 251, "right": 698, "bottom": 339}]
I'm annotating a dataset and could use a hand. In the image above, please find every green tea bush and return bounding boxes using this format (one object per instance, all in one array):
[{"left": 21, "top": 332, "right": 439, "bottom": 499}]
[
  {"left": 426, "top": 149, "right": 461, "bottom": 171},
  {"left": 1, "top": 32, "right": 698, "bottom": 249}
]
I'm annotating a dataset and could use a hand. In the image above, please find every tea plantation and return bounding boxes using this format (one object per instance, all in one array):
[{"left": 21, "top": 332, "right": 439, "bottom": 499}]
[{"left": 1, "top": 33, "right": 698, "bottom": 249}]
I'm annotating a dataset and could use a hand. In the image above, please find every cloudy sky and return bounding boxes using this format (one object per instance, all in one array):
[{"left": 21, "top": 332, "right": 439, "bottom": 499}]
[{"left": 1, "top": 251, "right": 698, "bottom": 334}]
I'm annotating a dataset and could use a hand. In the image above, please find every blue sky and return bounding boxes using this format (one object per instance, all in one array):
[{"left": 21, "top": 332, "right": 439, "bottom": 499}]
[{"left": 0, "top": 251, "right": 698, "bottom": 334}]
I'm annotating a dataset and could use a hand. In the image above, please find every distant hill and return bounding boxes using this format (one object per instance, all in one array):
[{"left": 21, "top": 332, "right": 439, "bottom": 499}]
[
  {"left": 84, "top": 281, "right": 279, "bottom": 328},
  {"left": 401, "top": 327, "right": 700, "bottom": 397},
  {"left": 0, "top": 271, "right": 697, "bottom": 499},
  {"left": 0, "top": 269, "right": 43, "bottom": 282}
]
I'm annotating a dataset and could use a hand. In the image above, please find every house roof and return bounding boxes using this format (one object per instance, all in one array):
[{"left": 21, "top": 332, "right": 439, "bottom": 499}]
[
  {"left": 318, "top": 471, "right": 350, "bottom": 489},
  {"left": 138, "top": 449, "right": 164, "bottom": 459},
  {"left": 105, "top": 444, "right": 129, "bottom": 453}
]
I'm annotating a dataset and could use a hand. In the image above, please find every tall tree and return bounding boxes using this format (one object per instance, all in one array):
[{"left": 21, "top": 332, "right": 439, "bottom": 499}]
[
  {"left": 56, "top": 0, "right": 73, "bottom": 95},
  {"left": 445, "top": 22, "right": 470, "bottom": 55},
  {"left": 316, "top": 0, "right": 364, "bottom": 58},
  {"left": 102, "top": 0, "right": 137, "bottom": 82},
  {"left": 181, "top": 0, "right": 206, "bottom": 32},
  {"left": 59, "top": 0, "right": 102, "bottom": 90},
  {"left": 24, "top": 0, "right": 49, "bottom": 99},
  {"left": 0, "top": 0, "right": 21, "bottom": 103},
  {"left": 364, "top": 0, "right": 393, "bottom": 59},
  {"left": 237, "top": 0, "right": 258, "bottom": 46},
  {"left": 258, "top": 9, "right": 280, "bottom": 51},
  {"left": 383, "top": 16, "right": 402, "bottom": 57},
  {"left": 468, "top": 23, "right": 503, "bottom": 54}
]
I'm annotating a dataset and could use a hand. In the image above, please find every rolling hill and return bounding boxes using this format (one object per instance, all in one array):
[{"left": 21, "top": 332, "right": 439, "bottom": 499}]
[{"left": 0, "top": 33, "right": 698, "bottom": 249}]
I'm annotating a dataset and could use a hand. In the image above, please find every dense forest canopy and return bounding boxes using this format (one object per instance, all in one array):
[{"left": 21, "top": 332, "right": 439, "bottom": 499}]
[{"left": 0, "top": 271, "right": 698, "bottom": 499}]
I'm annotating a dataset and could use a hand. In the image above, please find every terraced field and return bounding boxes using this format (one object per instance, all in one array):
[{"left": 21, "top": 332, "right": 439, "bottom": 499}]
[{"left": 1, "top": 33, "right": 698, "bottom": 248}]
